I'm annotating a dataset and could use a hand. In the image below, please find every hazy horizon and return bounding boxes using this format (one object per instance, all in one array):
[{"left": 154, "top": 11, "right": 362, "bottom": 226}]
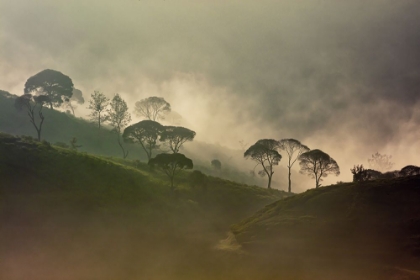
[{"left": 1, "top": 0, "right": 420, "bottom": 187}]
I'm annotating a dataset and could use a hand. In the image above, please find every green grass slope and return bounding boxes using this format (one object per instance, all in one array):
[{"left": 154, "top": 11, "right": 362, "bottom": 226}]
[
  {"left": 231, "top": 178, "right": 420, "bottom": 279},
  {"left": 0, "top": 132, "right": 291, "bottom": 280}
]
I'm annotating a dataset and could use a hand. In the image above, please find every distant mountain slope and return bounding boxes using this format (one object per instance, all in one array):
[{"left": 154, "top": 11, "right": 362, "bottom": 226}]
[{"left": 231, "top": 177, "right": 420, "bottom": 278}]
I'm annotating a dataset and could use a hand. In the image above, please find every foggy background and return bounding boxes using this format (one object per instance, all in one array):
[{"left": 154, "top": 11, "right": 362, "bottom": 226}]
[{"left": 1, "top": 0, "right": 420, "bottom": 188}]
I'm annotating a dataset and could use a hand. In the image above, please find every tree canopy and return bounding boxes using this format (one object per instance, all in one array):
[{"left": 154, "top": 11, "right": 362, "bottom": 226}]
[
  {"left": 148, "top": 153, "right": 193, "bottom": 190},
  {"left": 160, "top": 126, "right": 196, "bottom": 153},
  {"left": 278, "top": 138, "right": 309, "bottom": 193},
  {"left": 244, "top": 139, "right": 281, "bottom": 189},
  {"left": 123, "top": 120, "right": 164, "bottom": 160},
  {"left": 299, "top": 149, "right": 340, "bottom": 188},
  {"left": 134, "top": 96, "right": 171, "bottom": 121},
  {"left": 24, "top": 69, "right": 74, "bottom": 109}
]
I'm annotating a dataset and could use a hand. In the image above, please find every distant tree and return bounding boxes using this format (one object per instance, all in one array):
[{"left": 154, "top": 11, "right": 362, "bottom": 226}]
[
  {"left": 278, "top": 138, "right": 310, "bottom": 193},
  {"left": 70, "top": 137, "right": 82, "bottom": 151},
  {"left": 189, "top": 170, "right": 208, "bottom": 192},
  {"left": 134, "top": 96, "right": 171, "bottom": 121},
  {"left": 160, "top": 126, "right": 196, "bottom": 153},
  {"left": 24, "top": 69, "right": 74, "bottom": 109},
  {"left": 108, "top": 93, "right": 132, "bottom": 158},
  {"left": 350, "top": 164, "right": 365, "bottom": 182},
  {"left": 368, "top": 152, "right": 394, "bottom": 172},
  {"left": 64, "top": 88, "right": 84, "bottom": 116},
  {"left": 299, "top": 149, "right": 340, "bottom": 188},
  {"left": 148, "top": 153, "right": 193, "bottom": 191},
  {"left": 14, "top": 94, "right": 51, "bottom": 141},
  {"left": 122, "top": 120, "right": 164, "bottom": 160},
  {"left": 88, "top": 91, "right": 109, "bottom": 129},
  {"left": 244, "top": 139, "right": 281, "bottom": 189},
  {"left": 211, "top": 159, "right": 222, "bottom": 170}
]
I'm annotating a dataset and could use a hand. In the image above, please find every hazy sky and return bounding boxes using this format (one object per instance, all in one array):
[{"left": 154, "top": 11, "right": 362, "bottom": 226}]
[{"left": 1, "top": 0, "right": 420, "bottom": 185}]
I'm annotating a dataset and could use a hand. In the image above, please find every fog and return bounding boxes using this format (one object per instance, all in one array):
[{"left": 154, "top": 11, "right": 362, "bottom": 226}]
[{"left": 1, "top": 0, "right": 420, "bottom": 187}]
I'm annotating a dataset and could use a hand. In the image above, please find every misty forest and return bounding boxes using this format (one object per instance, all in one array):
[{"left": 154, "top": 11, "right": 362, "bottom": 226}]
[{"left": 1, "top": 1, "right": 420, "bottom": 280}]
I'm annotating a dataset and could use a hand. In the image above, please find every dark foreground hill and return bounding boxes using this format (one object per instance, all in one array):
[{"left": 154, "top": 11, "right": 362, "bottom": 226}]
[
  {"left": 0, "top": 133, "right": 289, "bottom": 280},
  {"left": 232, "top": 178, "right": 420, "bottom": 279}
]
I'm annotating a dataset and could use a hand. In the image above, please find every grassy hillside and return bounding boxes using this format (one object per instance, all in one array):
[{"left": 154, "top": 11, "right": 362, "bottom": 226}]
[
  {"left": 0, "top": 132, "right": 292, "bottom": 280},
  {"left": 1, "top": 90, "right": 279, "bottom": 189},
  {"left": 231, "top": 178, "right": 420, "bottom": 279}
]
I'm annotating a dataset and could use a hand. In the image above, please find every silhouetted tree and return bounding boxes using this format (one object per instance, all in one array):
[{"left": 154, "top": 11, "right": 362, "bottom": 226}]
[
  {"left": 350, "top": 164, "right": 365, "bottom": 182},
  {"left": 109, "top": 93, "right": 131, "bottom": 158},
  {"left": 88, "top": 91, "right": 109, "bottom": 129},
  {"left": 123, "top": 120, "right": 164, "bottom": 160},
  {"left": 24, "top": 69, "right": 74, "bottom": 109},
  {"left": 211, "top": 159, "right": 222, "bottom": 170},
  {"left": 149, "top": 153, "right": 193, "bottom": 191},
  {"left": 160, "top": 126, "right": 196, "bottom": 153},
  {"left": 368, "top": 152, "right": 394, "bottom": 172},
  {"left": 299, "top": 149, "right": 340, "bottom": 188},
  {"left": 399, "top": 165, "right": 420, "bottom": 177},
  {"left": 14, "top": 94, "right": 51, "bottom": 141},
  {"left": 134, "top": 96, "right": 171, "bottom": 121},
  {"left": 278, "top": 138, "right": 310, "bottom": 193},
  {"left": 65, "top": 88, "right": 84, "bottom": 116},
  {"left": 244, "top": 139, "right": 281, "bottom": 189}
]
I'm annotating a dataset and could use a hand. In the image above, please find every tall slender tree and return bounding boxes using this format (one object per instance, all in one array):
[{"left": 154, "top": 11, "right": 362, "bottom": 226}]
[
  {"left": 108, "top": 93, "right": 131, "bottom": 158},
  {"left": 88, "top": 91, "right": 109, "bottom": 129},
  {"left": 244, "top": 139, "right": 281, "bottom": 189},
  {"left": 278, "top": 139, "right": 310, "bottom": 193}
]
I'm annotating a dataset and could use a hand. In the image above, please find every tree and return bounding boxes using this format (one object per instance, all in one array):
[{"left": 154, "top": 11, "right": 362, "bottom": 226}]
[
  {"left": 368, "top": 152, "right": 394, "bottom": 172},
  {"left": 70, "top": 137, "right": 82, "bottom": 151},
  {"left": 65, "top": 88, "right": 84, "bottom": 116},
  {"left": 148, "top": 153, "right": 193, "bottom": 191},
  {"left": 24, "top": 69, "right": 74, "bottom": 109},
  {"left": 108, "top": 93, "right": 132, "bottom": 158},
  {"left": 189, "top": 170, "right": 208, "bottom": 192},
  {"left": 211, "top": 159, "right": 222, "bottom": 170},
  {"left": 134, "top": 96, "right": 171, "bottom": 121},
  {"left": 399, "top": 165, "right": 420, "bottom": 177},
  {"left": 160, "top": 126, "right": 196, "bottom": 153},
  {"left": 278, "top": 138, "right": 310, "bottom": 193},
  {"left": 122, "top": 120, "right": 164, "bottom": 161},
  {"left": 88, "top": 91, "right": 109, "bottom": 129},
  {"left": 14, "top": 94, "right": 51, "bottom": 141},
  {"left": 244, "top": 139, "right": 281, "bottom": 189},
  {"left": 298, "top": 149, "right": 340, "bottom": 188}
]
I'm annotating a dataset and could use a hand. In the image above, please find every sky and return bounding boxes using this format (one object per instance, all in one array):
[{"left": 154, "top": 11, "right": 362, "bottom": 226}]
[{"left": 1, "top": 0, "right": 420, "bottom": 186}]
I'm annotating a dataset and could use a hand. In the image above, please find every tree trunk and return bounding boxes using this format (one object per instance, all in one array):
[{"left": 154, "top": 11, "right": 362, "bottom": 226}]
[
  {"left": 288, "top": 168, "right": 292, "bottom": 193},
  {"left": 98, "top": 112, "right": 101, "bottom": 129},
  {"left": 267, "top": 174, "right": 272, "bottom": 189}
]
